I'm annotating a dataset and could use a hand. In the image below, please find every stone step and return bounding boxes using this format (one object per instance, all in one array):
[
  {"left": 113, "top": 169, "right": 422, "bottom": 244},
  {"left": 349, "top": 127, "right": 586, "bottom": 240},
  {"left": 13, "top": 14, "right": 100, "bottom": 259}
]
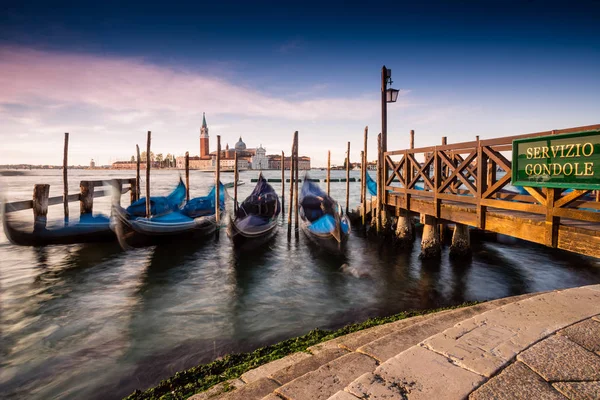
[{"left": 338, "top": 285, "right": 600, "bottom": 400}]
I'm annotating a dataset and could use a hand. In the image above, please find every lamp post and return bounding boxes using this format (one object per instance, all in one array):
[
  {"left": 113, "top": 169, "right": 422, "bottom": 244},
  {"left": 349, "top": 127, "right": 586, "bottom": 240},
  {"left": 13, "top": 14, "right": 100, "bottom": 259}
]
[{"left": 380, "top": 65, "right": 400, "bottom": 227}]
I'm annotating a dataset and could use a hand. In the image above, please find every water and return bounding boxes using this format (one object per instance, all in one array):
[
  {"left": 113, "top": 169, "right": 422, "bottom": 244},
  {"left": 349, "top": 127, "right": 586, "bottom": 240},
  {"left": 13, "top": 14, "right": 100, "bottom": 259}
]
[{"left": 1, "top": 169, "right": 599, "bottom": 399}]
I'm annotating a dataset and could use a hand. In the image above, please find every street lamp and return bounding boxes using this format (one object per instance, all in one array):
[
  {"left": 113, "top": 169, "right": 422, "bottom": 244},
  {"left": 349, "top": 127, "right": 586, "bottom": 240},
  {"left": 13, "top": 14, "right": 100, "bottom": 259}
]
[
  {"left": 379, "top": 65, "right": 399, "bottom": 229},
  {"left": 386, "top": 88, "right": 400, "bottom": 103}
]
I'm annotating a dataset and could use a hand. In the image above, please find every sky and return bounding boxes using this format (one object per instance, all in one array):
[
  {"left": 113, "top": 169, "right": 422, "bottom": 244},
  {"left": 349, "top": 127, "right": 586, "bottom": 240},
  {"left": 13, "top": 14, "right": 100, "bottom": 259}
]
[{"left": 1, "top": 0, "right": 599, "bottom": 167}]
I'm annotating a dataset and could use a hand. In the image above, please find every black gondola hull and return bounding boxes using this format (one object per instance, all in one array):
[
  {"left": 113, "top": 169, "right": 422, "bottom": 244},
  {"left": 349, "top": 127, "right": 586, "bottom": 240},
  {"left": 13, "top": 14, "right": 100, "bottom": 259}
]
[
  {"left": 2, "top": 203, "right": 115, "bottom": 246},
  {"left": 227, "top": 217, "right": 278, "bottom": 249},
  {"left": 113, "top": 206, "right": 218, "bottom": 249}
]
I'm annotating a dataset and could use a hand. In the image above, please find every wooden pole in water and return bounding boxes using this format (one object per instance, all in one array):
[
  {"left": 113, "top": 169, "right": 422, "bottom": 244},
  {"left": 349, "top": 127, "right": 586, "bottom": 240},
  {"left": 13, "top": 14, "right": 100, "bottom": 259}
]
[
  {"left": 33, "top": 184, "right": 50, "bottom": 231},
  {"left": 363, "top": 126, "right": 368, "bottom": 226},
  {"left": 360, "top": 150, "right": 364, "bottom": 205},
  {"left": 376, "top": 133, "right": 382, "bottom": 233},
  {"left": 294, "top": 131, "right": 299, "bottom": 234},
  {"left": 136, "top": 144, "right": 141, "bottom": 201},
  {"left": 62, "top": 132, "right": 69, "bottom": 224},
  {"left": 345, "top": 141, "right": 350, "bottom": 214},
  {"left": 327, "top": 150, "right": 331, "bottom": 196},
  {"left": 287, "top": 133, "right": 296, "bottom": 236},
  {"left": 145, "top": 131, "right": 151, "bottom": 218},
  {"left": 281, "top": 151, "right": 285, "bottom": 213},
  {"left": 234, "top": 150, "right": 239, "bottom": 213},
  {"left": 216, "top": 135, "right": 221, "bottom": 224},
  {"left": 185, "top": 151, "right": 190, "bottom": 202}
]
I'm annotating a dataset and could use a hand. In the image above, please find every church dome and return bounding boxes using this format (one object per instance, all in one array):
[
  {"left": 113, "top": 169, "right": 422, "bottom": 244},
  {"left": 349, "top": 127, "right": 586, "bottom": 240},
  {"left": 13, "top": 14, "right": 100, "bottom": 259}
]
[{"left": 235, "top": 137, "right": 246, "bottom": 151}]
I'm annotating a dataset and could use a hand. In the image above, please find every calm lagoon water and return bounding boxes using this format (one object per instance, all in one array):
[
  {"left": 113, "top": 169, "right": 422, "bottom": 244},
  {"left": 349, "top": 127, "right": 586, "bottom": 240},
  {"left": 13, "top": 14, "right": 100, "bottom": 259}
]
[{"left": 1, "top": 169, "right": 599, "bottom": 399}]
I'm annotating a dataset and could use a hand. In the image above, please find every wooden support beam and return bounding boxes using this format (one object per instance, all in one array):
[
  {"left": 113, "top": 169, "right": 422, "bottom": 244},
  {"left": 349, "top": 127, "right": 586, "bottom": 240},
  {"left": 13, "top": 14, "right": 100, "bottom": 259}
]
[{"left": 545, "top": 188, "right": 560, "bottom": 247}]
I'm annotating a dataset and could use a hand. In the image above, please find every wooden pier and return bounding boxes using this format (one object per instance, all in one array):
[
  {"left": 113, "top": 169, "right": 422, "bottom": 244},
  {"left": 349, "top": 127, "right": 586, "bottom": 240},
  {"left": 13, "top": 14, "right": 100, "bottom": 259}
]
[{"left": 360, "top": 124, "right": 600, "bottom": 259}]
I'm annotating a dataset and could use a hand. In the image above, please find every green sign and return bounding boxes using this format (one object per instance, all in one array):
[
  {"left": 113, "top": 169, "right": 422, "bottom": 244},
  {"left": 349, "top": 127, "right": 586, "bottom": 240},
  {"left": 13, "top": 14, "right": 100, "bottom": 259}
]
[{"left": 512, "top": 130, "right": 600, "bottom": 190}]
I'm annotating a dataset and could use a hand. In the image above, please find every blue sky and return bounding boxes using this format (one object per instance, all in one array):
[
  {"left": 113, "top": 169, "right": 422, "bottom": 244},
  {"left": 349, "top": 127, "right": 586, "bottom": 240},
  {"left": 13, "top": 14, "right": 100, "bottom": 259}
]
[{"left": 1, "top": 0, "right": 599, "bottom": 166}]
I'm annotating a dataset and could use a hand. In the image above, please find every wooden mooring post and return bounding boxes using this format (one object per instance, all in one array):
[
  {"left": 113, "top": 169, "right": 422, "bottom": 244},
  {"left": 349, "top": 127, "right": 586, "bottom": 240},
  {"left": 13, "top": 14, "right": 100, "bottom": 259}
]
[
  {"left": 287, "top": 132, "right": 296, "bottom": 237},
  {"left": 145, "top": 131, "right": 151, "bottom": 218},
  {"left": 345, "top": 141, "right": 350, "bottom": 214},
  {"left": 135, "top": 144, "right": 142, "bottom": 200},
  {"left": 281, "top": 151, "right": 285, "bottom": 213},
  {"left": 80, "top": 181, "right": 94, "bottom": 215},
  {"left": 376, "top": 133, "right": 382, "bottom": 234},
  {"left": 215, "top": 135, "right": 221, "bottom": 224},
  {"left": 185, "top": 151, "right": 190, "bottom": 202},
  {"left": 33, "top": 184, "right": 50, "bottom": 231},
  {"left": 136, "top": 144, "right": 141, "bottom": 201},
  {"left": 62, "top": 132, "right": 69, "bottom": 224},
  {"left": 327, "top": 150, "right": 331, "bottom": 196},
  {"left": 294, "top": 131, "right": 299, "bottom": 235},
  {"left": 362, "top": 126, "right": 368, "bottom": 226},
  {"left": 234, "top": 151, "right": 239, "bottom": 213}
]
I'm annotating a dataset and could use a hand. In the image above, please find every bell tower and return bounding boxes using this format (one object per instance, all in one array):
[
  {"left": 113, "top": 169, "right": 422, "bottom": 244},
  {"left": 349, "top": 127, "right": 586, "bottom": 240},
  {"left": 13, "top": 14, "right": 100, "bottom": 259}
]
[{"left": 200, "top": 112, "right": 209, "bottom": 158}]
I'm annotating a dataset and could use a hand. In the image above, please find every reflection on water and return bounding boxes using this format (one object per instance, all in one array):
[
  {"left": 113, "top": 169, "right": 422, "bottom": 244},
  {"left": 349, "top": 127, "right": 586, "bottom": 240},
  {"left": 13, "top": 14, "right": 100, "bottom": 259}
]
[{"left": 1, "top": 169, "right": 600, "bottom": 399}]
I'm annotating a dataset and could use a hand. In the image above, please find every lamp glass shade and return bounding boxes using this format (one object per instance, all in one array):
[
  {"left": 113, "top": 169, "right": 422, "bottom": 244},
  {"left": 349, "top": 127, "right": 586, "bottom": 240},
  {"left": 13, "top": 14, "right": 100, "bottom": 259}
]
[{"left": 386, "top": 88, "right": 400, "bottom": 103}]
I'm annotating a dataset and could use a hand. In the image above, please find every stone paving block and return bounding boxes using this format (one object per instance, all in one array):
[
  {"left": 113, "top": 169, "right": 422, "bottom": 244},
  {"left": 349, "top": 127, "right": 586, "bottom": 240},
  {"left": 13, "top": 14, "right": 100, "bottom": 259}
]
[
  {"left": 241, "top": 352, "right": 312, "bottom": 383},
  {"left": 518, "top": 335, "right": 600, "bottom": 382},
  {"left": 336, "top": 316, "right": 426, "bottom": 351},
  {"left": 469, "top": 361, "right": 566, "bottom": 400},
  {"left": 215, "top": 377, "right": 279, "bottom": 400},
  {"left": 346, "top": 372, "right": 411, "bottom": 399},
  {"left": 422, "top": 287, "right": 600, "bottom": 377},
  {"left": 348, "top": 346, "right": 485, "bottom": 400},
  {"left": 357, "top": 305, "right": 496, "bottom": 362},
  {"left": 270, "top": 348, "right": 349, "bottom": 385},
  {"left": 189, "top": 379, "right": 245, "bottom": 400},
  {"left": 328, "top": 390, "right": 360, "bottom": 400},
  {"left": 558, "top": 319, "right": 600, "bottom": 353},
  {"left": 275, "top": 352, "right": 378, "bottom": 400},
  {"left": 553, "top": 381, "right": 600, "bottom": 400}
]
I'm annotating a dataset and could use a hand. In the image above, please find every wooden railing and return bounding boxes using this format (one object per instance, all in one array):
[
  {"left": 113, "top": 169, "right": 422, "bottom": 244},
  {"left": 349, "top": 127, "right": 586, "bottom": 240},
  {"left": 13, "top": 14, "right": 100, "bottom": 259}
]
[
  {"left": 382, "top": 124, "right": 600, "bottom": 255},
  {"left": 4, "top": 178, "right": 137, "bottom": 229}
]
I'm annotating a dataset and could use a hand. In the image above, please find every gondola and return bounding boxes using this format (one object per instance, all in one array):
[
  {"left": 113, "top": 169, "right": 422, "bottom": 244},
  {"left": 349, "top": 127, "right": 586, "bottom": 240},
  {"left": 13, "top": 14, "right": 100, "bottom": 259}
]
[
  {"left": 113, "top": 182, "right": 226, "bottom": 249},
  {"left": 299, "top": 178, "right": 350, "bottom": 254},
  {"left": 2, "top": 179, "right": 187, "bottom": 247},
  {"left": 227, "top": 174, "right": 280, "bottom": 248}
]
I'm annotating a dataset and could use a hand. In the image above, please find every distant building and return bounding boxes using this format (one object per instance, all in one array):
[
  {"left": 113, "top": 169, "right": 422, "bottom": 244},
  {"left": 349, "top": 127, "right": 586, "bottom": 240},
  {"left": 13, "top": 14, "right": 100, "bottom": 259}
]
[
  {"left": 90, "top": 159, "right": 96, "bottom": 168},
  {"left": 112, "top": 161, "right": 158, "bottom": 169},
  {"left": 267, "top": 154, "right": 311, "bottom": 170}
]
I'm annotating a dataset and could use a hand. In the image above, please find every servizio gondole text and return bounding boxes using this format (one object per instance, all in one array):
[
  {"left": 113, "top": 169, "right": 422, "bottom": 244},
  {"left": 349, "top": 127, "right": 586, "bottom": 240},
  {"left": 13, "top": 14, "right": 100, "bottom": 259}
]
[{"left": 524, "top": 142, "right": 595, "bottom": 176}]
